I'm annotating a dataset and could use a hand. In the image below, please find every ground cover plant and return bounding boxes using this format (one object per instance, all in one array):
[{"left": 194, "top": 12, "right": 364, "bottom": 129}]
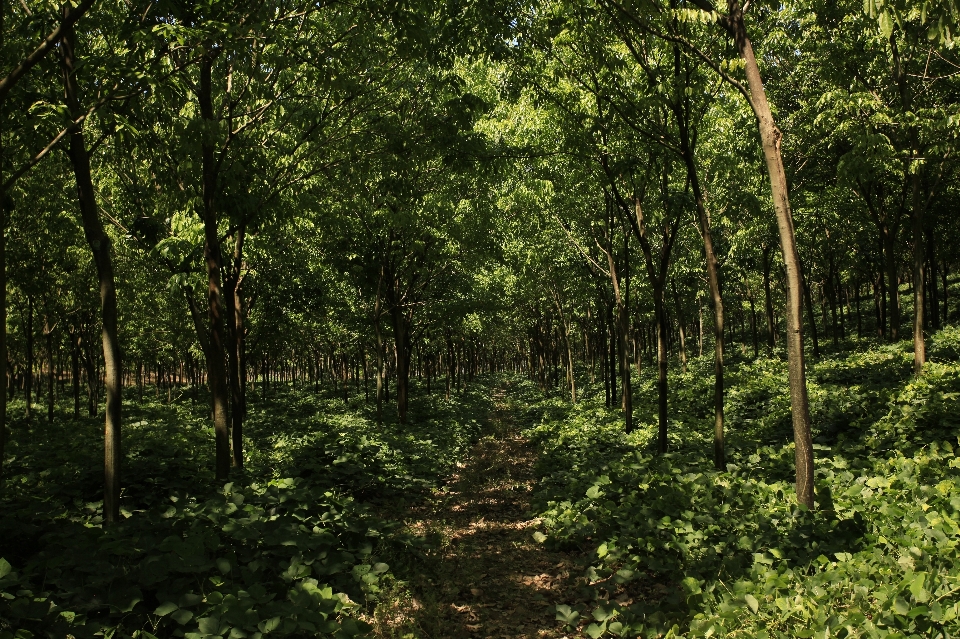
[
  {"left": 0, "top": 384, "right": 488, "bottom": 638},
  {"left": 529, "top": 332, "right": 960, "bottom": 638},
  {"left": 3, "top": 0, "right": 960, "bottom": 637}
]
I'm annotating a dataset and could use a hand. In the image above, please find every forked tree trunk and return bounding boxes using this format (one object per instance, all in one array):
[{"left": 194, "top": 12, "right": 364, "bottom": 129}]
[{"left": 60, "top": 16, "right": 122, "bottom": 523}]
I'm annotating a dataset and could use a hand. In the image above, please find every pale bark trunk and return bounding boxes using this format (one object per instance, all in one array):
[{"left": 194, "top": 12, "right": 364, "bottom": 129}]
[
  {"left": 728, "top": 2, "right": 814, "bottom": 508},
  {"left": 911, "top": 171, "right": 926, "bottom": 374}
]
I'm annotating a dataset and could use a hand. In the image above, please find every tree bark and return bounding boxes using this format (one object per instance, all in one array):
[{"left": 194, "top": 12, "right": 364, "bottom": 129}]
[
  {"left": 199, "top": 52, "right": 231, "bottom": 481},
  {"left": 25, "top": 297, "right": 32, "bottom": 417},
  {"left": 677, "top": 115, "right": 725, "bottom": 469},
  {"left": 762, "top": 244, "right": 775, "bottom": 350},
  {"left": 911, "top": 170, "right": 925, "bottom": 374},
  {"left": 0, "top": 0, "right": 6, "bottom": 481},
  {"left": 60, "top": 17, "right": 123, "bottom": 523},
  {"left": 224, "top": 224, "right": 246, "bottom": 468},
  {"left": 391, "top": 303, "right": 411, "bottom": 422},
  {"left": 71, "top": 327, "right": 80, "bottom": 418},
  {"left": 725, "top": 1, "right": 814, "bottom": 508},
  {"left": 45, "top": 316, "right": 54, "bottom": 423},
  {"left": 604, "top": 255, "right": 632, "bottom": 432},
  {"left": 800, "top": 260, "right": 820, "bottom": 360}
]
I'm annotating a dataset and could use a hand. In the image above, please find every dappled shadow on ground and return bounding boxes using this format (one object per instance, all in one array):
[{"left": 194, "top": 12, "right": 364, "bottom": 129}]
[{"left": 373, "top": 391, "right": 589, "bottom": 639}]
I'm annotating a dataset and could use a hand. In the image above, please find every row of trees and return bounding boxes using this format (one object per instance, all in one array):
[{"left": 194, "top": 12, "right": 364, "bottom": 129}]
[{"left": 1, "top": 0, "right": 958, "bottom": 520}]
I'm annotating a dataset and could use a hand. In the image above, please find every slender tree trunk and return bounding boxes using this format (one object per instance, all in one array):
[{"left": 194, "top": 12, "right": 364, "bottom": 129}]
[
  {"left": 678, "top": 121, "right": 725, "bottom": 469},
  {"left": 391, "top": 305, "right": 411, "bottom": 422},
  {"left": 60, "top": 19, "right": 122, "bottom": 522},
  {"left": 46, "top": 317, "right": 54, "bottom": 424},
  {"left": 672, "top": 283, "right": 688, "bottom": 374},
  {"left": 199, "top": 52, "right": 231, "bottom": 481},
  {"left": 654, "top": 293, "right": 668, "bottom": 454},
  {"left": 607, "top": 301, "right": 617, "bottom": 407},
  {"left": 856, "top": 277, "right": 863, "bottom": 339},
  {"left": 762, "top": 245, "right": 775, "bottom": 350},
  {"left": 911, "top": 171, "right": 925, "bottom": 374},
  {"left": 71, "top": 329, "right": 80, "bottom": 418},
  {"left": 927, "top": 227, "right": 939, "bottom": 331},
  {"left": 0, "top": 0, "right": 6, "bottom": 479},
  {"left": 884, "top": 225, "right": 900, "bottom": 341},
  {"left": 727, "top": 1, "right": 814, "bottom": 507},
  {"left": 224, "top": 225, "right": 245, "bottom": 469},
  {"left": 800, "top": 261, "right": 820, "bottom": 359},
  {"left": 25, "top": 298, "right": 32, "bottom": 417},
  {"left": 942, "top": 261, "right": 949, "bottom": 325},
  {"left": 604, "top": 257, "right": 632, "bottom": 431}
]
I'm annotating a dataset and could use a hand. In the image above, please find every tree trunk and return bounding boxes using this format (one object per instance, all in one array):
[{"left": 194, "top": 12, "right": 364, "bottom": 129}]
[
  {"left": 762, "top": 245, "right": 775, "bottom": 350},
  {"left": 727, "top": 1, "right": 814, "bottom": 508},
  {"left": 672, "top": 284, "right": 688, "bottom": 374},
  {"left": 224, "top": 225, "right": 245, "bottom": 469},
  {"left": 0, "top": 4, "right": 6, "bottom": 478},
  {"left": 926, "top": 227, "right": 939, "bottom": 331},
  {"left": 654, "top": 293, "right": 668, "bottom": 454},
  {"left": 25, "top": 297, "right": 32, "bottom": 417},
  {"left": 607, "top": 301, "right": 617, "bottom": 408},
  {"left": 71, "top": 328, "right": 80, "bottom": 418},
  {"left": 678, "top": 119, "right": 725, "bottom": 469},
  {"left": 60, "top": 18, "right": 122, "bottom": 523},
  {"left": 911, "top": 170, "right": 925, "bottom": 374},
  {"left": 199, "top": 52, "right": 231, "bottom": 481},
  {"left": 884, "top": 224, "right": 900, "bottom": 341},
  {"left": 800, "top": 261, "right": 820, "bottom": 359},
  {"left": 46, "top": 317, "right": 54, "bottom": 424},
  {"left": 391, "top": 304, "right": 411, "bottom": 422}
]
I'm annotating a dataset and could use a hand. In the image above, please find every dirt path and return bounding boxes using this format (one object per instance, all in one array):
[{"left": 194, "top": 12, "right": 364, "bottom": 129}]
[{"left": 373, "top": 390, "right": 586, "bottom": 639}]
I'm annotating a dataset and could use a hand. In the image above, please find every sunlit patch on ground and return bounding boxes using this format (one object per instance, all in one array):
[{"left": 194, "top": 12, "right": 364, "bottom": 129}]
[{"left": 370, "top": 389, "right": 590, "bottom": 639}]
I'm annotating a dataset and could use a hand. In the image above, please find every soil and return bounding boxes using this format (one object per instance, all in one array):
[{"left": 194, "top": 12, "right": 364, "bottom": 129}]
[{"left": 371, "top": 389, "right": 588, "bottom": 639}]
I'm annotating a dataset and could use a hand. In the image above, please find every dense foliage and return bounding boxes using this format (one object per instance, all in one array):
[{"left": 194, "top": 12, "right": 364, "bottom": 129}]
[
  {"left": 2, "top": 0, "right": 960, "bottom": 636},
  {"left": 529, "top": 330, "right": 960, "bottom": 637}
]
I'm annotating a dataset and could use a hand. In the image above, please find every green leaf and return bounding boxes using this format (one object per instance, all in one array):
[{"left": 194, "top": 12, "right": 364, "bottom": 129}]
[
  {"left": 0, "top": 558, "right": 10, "bottom": 579},
  {"left": 745, "top": 593, "right": 759, "bottom": 614},
  {"left": 893, "top": 596, "right": 910, "bottom": 616},
  {"left": 586, "top": 485, "right": 602, "bottom": 499},
  {"left": 533, "top": 531, "right": 547, "bottom": 543},
  {"left": 258, "top": 617, "right": 281, "bottom": 634},
  {"left": 154, "top": 602, "right": 179, "bottom": 616},
  {"left": 555, "top": 604, "right": 580, "bottom": 625},
  {"left": 216, "top": 558, "right": 231, "bottom": 574},
  {"left": 586, "top": 622, "right": 607, "bottom": 638},
  {"left": 909, "top": 573, "right": 929, "bottom": 602},
  {"left": 171, "top": 609, "right": 193, "bottom": 625}
]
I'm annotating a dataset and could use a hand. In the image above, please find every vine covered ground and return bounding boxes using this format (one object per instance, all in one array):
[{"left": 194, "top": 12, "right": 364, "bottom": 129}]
[{"left": 3, "top": 333, "right": 960, "bottom": 638}]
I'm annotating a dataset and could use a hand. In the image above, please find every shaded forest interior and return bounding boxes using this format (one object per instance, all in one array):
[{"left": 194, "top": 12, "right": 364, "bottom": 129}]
[{"left": 3, "top": 0, "right": 960, "bottom": 638}]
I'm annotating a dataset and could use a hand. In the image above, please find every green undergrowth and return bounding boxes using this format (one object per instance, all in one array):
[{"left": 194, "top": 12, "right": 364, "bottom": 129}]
[
  {"left": 0, "top": 382, "right": 489, "bottom": 639},
  {"left": 527, "top": 329, "right": 960, "bottom": 639}
]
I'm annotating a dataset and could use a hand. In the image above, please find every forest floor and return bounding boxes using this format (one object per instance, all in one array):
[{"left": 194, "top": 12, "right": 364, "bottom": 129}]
[{"left": 372, "top": 387, "right": 587, "bottom": 639}]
